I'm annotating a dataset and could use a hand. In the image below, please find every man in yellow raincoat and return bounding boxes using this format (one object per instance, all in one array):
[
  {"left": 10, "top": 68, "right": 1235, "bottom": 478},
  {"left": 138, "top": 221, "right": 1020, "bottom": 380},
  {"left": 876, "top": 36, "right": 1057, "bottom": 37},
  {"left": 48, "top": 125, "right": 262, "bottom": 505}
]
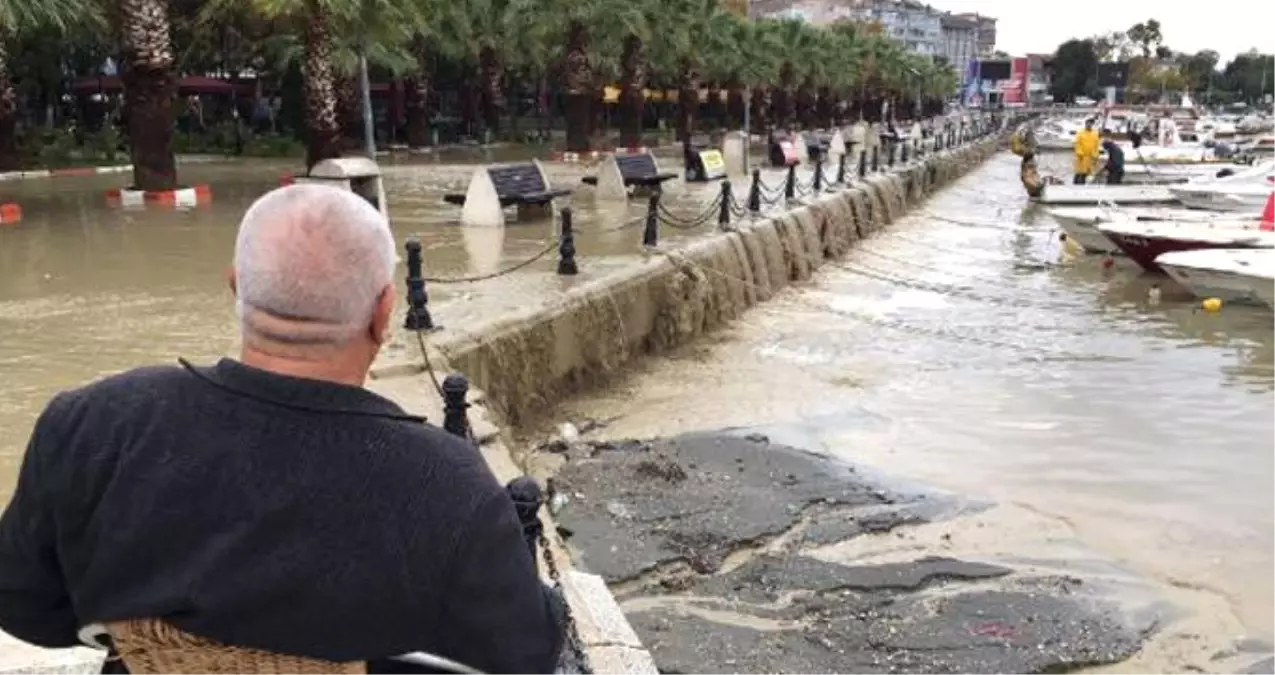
[{"left": 1072, "top": 118, "right": 1101, "bottom": 184}]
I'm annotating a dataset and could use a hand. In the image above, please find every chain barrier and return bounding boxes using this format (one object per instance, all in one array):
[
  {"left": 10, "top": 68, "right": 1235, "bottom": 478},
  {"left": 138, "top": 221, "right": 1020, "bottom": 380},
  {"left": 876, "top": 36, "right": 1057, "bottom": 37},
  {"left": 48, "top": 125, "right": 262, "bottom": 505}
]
[
  {"left": 422, "top": 241, "right": 559, "bottom": 283},
  {"left": 657, "top": 192, "right": 723, "bottom": 230}
]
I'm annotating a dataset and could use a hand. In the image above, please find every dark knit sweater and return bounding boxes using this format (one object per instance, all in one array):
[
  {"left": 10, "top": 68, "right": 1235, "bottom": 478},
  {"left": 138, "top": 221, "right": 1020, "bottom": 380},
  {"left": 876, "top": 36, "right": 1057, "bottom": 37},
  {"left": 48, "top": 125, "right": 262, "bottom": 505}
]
[{"left": 0, "top": 358, "right": 562, "bottom": 673}]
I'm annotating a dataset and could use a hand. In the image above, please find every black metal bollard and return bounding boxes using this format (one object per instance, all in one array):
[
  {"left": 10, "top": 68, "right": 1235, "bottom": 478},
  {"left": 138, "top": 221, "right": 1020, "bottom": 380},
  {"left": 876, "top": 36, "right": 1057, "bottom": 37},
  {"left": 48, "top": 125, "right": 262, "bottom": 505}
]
[
  {"left": 717, "top": 180, "right": 732, "bottom": 229},
  {"left": 642, "top": 192, "right": 660, "bottom": 247},
  {"left": 785, "top": 164, "right": 797, "bottom": 200},
  {"left": 901, "top": 141, "right": 910, "bottom": 164},
  {"left": 505, "top": 477, "right": 544, "bottom": 568},
  {"left": 442, "top": 373, "right": 471, "bottom": 439},
  {"left": 812, "top": 161, "right": 823, "bottom": 192},
  {"left": 403, "top": 239, "right": 435, "bottom": 331},
  {"left": 747, "top": 169, "right": 762, "bottom": 213},
  {"left": 836, "top": 151, "right": 847, "bottom": 185},
  {"left": 871, "top": 146, "right": 880, "bottom": 172},
  {"left": 557, "top": 207, "right": 578, "bottom": 276},
  {"left": 858, "top": 148, "right": 868, "bottom": 179}
]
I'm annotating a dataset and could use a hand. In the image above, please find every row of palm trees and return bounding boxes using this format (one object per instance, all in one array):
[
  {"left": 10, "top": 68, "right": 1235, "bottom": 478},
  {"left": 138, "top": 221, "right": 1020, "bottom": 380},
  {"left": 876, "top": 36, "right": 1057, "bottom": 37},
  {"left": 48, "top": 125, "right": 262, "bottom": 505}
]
[{"left": 1, "top": 0, "right": 960, "bottom": 191}]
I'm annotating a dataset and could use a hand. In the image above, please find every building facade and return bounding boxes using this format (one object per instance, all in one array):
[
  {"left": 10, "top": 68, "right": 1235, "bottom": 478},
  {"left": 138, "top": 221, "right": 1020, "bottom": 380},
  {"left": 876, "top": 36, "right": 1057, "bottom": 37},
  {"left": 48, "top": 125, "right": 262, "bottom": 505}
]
[
  {"left": 752, "top": 0, "right": 944, "bottom": 57},
  {"left": 949, "top": 12, "right": 997, "bottom": 57},
  {"left": 939, "top": 13, "right": 978, "bottom": 72}
]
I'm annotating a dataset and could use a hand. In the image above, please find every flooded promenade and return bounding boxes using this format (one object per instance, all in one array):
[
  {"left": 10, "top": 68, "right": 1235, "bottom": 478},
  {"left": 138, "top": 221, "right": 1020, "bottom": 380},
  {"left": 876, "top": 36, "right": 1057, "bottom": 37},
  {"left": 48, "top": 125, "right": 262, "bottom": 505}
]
[
  {"left": 529, "top": 153, "right": 1274, "bottom": 672},
  {"left": 0, "top": 146, "right": 736, "bottom": 498},
  {"left": 2, "top": 137, "right": 1271, "bottom": 673}
]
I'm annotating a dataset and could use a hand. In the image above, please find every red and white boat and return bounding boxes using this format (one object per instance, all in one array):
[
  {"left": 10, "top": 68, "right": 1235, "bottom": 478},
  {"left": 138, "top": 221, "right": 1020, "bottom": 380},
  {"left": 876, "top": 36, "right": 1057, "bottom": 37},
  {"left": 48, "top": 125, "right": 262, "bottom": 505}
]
[{"left": 1096, "top": 194, "right": 1275, "bottom": 273}]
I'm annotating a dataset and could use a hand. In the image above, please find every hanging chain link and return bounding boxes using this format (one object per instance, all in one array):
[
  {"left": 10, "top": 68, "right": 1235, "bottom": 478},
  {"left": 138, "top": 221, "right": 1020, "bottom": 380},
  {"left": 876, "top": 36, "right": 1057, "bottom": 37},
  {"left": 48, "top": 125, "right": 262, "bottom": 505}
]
[{"left": 539, "top": 530, "right": 593, "bottom": 674}]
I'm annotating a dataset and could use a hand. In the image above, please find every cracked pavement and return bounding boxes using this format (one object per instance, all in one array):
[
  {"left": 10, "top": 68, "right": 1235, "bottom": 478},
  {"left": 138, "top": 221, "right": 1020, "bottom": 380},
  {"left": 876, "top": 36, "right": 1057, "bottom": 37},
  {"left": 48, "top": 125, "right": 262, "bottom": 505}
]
[{"left": 548, "top": 431, "right": 1160, "bottom": 673}]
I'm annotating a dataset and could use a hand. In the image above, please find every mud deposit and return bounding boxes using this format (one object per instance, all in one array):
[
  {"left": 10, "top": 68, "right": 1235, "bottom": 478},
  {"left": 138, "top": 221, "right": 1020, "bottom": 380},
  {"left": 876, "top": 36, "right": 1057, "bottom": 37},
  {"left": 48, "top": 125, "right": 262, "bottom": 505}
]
[{"left": 548, "top": 432, "right": 1157, "bottom": 673}]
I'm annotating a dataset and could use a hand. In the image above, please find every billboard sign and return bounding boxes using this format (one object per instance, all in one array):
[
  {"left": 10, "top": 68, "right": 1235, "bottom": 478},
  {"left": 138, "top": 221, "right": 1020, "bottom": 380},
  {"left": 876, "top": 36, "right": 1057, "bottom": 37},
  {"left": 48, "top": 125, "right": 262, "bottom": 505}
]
[{"left": 999, "top": 57, "right": 1029, "bottom": 104}]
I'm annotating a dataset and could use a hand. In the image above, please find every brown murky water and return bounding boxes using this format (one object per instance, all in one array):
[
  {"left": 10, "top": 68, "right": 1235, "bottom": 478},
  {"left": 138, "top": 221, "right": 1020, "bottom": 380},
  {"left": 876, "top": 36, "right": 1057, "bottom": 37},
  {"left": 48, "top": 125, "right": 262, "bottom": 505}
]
[
  {"left": 2, "top": 148, "right": 1271, "bottom": 671},
  {"left": 0, "top": 147, "right": 790, "bottom": 494},
  {"left": 531, "top": 152, "right": 1274, "bottom": 672}
]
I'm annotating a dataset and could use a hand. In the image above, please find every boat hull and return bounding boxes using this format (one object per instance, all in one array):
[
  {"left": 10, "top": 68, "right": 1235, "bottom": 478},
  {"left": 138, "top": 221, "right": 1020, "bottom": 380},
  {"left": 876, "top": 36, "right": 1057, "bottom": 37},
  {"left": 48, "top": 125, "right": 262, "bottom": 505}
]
[
  {"left": 1103, "top": 232, "right": 1268, "bottom": 273},
  {"left": 1052, "top": 214, "right": 1120, "bottom": 254},
  {"left": 1035, "top": 185, "right": 1177, "bottom": 206},
  {"left": 1159, "top": 259, "right": 1275, "bottom": 305},
  {"left": 1170, "top": 189, "right": 1270, "bottom": 213},
  {"left": 1261, "top": 283, "right": 1275, "bottom": 309}
]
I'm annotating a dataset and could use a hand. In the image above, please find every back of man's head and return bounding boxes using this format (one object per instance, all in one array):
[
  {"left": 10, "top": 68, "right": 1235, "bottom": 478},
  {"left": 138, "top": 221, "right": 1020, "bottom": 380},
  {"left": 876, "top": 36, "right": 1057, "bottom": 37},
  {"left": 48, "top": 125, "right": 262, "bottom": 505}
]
[{"left": 233, "top": 184, "right": 395, "bottom": 348}]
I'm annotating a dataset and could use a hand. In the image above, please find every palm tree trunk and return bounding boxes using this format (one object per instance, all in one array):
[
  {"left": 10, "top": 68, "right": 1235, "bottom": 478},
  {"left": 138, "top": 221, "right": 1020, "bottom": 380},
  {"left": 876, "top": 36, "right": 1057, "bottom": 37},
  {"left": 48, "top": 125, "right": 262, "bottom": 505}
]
[
  {"left": 479, "top": 46, "right": 504, "bottom": 137},
  {"left": 750, "top": 88, "right": 770, "bottom": 134},
  {"left": 118, "top": 0, "right": 178, "bottom": 191},
  {"left": 563, "top": 21, "right": 592, "bottom": 153},
  {"left": 618, "top": 35, "right": 645, "bottom": 148},
  {"left": 725, "top": 80, "right": 744, "bottom": 129},
  {"left": 405, "top": 36, "right": 432, "bottom": 149},
  {"left": 0, "top": 37, "right": 20, "bottom": 171},
  {"left": 775, "top": 63, "right": 795, "bottom": 129},
  {"left": 301, "top": 0, "right": 342, "bottom": 170},
  {"left": 336, "top": 75, "right": 361, "bottom": 142},
  {"left": 796, "top": 80, "right": 816, "bottom": 129},
  {"left": 676, "top": 60, "right": 697, "bottom": 144},
  {"left": 705, "top": 84, "right": 722, "bottom": 130}
]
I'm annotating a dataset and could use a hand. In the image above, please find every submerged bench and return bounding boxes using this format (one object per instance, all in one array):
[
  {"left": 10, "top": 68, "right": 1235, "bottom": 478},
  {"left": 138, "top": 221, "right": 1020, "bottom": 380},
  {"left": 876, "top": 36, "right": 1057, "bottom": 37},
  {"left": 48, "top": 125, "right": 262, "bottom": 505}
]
[
  {"left": 444, "top": 160, "right": 572, "bottom": 226},
  {"left": 585, "top": 152, "right": 678, "bottom": 201}
]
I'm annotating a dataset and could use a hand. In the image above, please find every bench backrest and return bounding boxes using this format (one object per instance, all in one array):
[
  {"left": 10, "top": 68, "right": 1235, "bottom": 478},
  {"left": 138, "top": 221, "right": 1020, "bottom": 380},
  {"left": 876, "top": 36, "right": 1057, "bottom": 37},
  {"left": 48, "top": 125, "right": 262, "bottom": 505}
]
[
  {"left": 615, "top": 153, "right": 661, "bottom": 179},
  {"left": 487, "top": 163, "right": 549, "bottom": 197}
]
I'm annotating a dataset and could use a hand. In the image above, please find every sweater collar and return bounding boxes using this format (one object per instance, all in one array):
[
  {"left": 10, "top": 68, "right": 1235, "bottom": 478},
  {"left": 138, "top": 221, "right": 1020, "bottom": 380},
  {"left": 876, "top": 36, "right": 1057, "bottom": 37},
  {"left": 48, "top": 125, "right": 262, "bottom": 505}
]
[{"left": 180, "top": 357, "right": 423, "bottom": 423}]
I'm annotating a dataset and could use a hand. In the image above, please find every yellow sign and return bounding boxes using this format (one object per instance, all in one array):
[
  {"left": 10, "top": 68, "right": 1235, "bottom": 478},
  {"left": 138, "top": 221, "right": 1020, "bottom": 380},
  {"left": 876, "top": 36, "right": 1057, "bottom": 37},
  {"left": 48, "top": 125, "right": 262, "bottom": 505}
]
[{"left": 699, "top": 150, "right": 726, "bottom": 180}]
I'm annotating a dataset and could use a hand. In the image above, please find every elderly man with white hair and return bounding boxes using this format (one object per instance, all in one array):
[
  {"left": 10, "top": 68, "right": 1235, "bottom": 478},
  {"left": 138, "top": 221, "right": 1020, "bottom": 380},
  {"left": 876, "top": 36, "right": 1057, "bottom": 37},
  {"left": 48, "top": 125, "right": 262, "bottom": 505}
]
[{"left": 0, "top": 185, "right": 564, "bottom": 673}]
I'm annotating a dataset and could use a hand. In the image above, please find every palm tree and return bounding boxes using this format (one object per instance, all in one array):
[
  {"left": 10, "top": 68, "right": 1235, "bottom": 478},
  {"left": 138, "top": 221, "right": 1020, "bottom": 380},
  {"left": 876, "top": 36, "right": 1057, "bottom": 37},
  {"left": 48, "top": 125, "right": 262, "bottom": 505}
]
[
  {"left": 1, "top": 0, "right": 102, "bottom": 170},
  {"left": 114, "top": 0, "right": 186, "bottom": 191},
  {"left": 211, "top": 0, "right": 419, "bottom": 169}
]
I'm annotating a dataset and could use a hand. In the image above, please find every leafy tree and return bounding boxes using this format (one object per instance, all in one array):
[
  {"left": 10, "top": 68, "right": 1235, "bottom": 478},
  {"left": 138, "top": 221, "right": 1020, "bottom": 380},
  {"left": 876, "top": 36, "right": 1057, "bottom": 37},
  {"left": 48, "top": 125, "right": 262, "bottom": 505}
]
[
  {"left": 1125, "top": 19, "right": 1162, "bottom": 58},
  {"left": 1049, "top": 38, "right": 1098, "bottom": 103},
  {"left": 1177, "top": 50, "right": 1219, "bottom": 96},
  {"left": 1222, "top": 50, "right": 1274, "bottom": 103}
]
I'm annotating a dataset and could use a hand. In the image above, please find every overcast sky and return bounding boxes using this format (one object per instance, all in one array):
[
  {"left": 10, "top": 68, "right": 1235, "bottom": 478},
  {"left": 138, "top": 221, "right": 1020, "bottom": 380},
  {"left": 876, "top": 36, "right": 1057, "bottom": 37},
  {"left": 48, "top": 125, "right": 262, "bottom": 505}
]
[{"left": 924, "top": 0, "right": 1272, "bottom": 64}]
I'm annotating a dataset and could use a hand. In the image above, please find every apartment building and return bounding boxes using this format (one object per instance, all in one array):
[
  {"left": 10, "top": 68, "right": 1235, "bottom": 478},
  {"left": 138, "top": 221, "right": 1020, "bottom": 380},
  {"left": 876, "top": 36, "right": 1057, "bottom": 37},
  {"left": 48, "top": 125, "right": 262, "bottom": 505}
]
[{"left": 752, "top": 0, "right": 943, "bottom": 57}]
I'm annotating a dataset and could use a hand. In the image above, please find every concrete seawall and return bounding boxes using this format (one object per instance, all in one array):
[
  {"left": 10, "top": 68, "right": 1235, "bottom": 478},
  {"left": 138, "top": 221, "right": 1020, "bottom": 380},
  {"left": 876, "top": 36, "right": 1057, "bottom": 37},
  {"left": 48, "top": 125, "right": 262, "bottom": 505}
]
[
  {"left": 369, "top": 124, "right": 1017, "bottom": 673},
  {"left": 428, "top": 134, "right": 1007, "bottom": 427},
  {"left": 0, "top": 121, "right": 1016, "bottom": 675}
]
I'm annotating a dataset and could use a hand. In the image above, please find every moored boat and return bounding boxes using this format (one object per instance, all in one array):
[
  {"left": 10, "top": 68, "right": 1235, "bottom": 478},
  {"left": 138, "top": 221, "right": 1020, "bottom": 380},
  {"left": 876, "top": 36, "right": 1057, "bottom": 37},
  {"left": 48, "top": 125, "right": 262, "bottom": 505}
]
[
  {"left": 1096, "top": 196, "right": 1275, "bottom": 273},
  {"left": 1168, "top": 161, "right": 1275, "bottom": 213},
  {"left": 1034, "top": 184, "right": 1177, "bottom": 206},
  {"left": 1156, "top": 248, "right": 1275, "bottom": 307},
  {"left": 1048, "top": 205, "right": 1227, "bottom": 254}
]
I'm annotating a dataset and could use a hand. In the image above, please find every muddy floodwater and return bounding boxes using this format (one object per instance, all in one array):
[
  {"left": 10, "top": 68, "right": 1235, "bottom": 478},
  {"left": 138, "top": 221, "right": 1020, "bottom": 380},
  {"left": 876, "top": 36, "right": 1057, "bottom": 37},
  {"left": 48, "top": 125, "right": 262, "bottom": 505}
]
[
  {"left": 529, "top": 153, "right": 1273, "bottom": 672},
  {"left": 2, "top": 148, "right": 1273, "bottom": 672},
  {"left": 0, "top": 147, "right": 732, "bottom": 493}
]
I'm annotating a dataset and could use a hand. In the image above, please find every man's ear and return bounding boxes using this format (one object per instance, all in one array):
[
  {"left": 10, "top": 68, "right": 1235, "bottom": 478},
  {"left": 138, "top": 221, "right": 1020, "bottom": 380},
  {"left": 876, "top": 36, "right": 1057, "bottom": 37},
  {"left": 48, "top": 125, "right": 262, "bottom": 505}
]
[
  {"left": 370, "top": 283, "right": 395, "bottom": 345},
  {"left": 226, "top": 266, "right": 237, "bottom": 297}
]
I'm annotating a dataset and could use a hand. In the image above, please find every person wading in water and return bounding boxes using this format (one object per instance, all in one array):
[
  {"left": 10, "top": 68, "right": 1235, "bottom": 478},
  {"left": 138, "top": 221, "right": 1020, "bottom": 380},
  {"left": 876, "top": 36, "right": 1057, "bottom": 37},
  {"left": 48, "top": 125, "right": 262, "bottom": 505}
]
[
  {"left": 1072, "top": 118, "right": 1101, "bottom": 184},
  {"left": 0, "top": 185, "right": 564, "bottom": 674}
]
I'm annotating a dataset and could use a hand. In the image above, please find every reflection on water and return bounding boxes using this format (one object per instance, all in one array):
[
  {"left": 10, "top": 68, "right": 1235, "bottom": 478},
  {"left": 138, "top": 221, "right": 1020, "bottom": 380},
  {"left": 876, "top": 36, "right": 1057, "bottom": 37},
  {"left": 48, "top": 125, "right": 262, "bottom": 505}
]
[{"left": 533, "top": 151, "right": 1274, "bottom": 671}]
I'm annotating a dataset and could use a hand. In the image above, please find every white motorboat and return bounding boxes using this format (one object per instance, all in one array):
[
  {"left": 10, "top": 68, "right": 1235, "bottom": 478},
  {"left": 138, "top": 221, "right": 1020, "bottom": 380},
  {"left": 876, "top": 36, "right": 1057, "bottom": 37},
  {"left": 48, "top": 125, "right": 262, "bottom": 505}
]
[
  {"left": 1168, "top": 161, "right": 1275, "bottom": 213},
  {"left": 1195, "top": 117, "right": 1237, "bottom": 139},
  {"left": 1157, "top": 248, "right": 1275, "bottom": 306},
  {"left": 1122, "top": 162, "right": 1237, "bottom": 184},
  {"left": 1034, "top": 184, "right": 1177, "bottom": 206},
  {"left": 1049, "top": 204, "right": 1248, "bottom": 254}
]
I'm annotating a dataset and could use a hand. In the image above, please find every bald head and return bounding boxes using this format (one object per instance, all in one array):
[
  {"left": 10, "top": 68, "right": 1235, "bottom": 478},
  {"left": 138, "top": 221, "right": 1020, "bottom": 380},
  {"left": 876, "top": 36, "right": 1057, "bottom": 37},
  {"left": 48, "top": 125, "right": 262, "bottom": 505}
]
[{"left": 233, "top": 184, "right": 396, "bottom": 347}]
